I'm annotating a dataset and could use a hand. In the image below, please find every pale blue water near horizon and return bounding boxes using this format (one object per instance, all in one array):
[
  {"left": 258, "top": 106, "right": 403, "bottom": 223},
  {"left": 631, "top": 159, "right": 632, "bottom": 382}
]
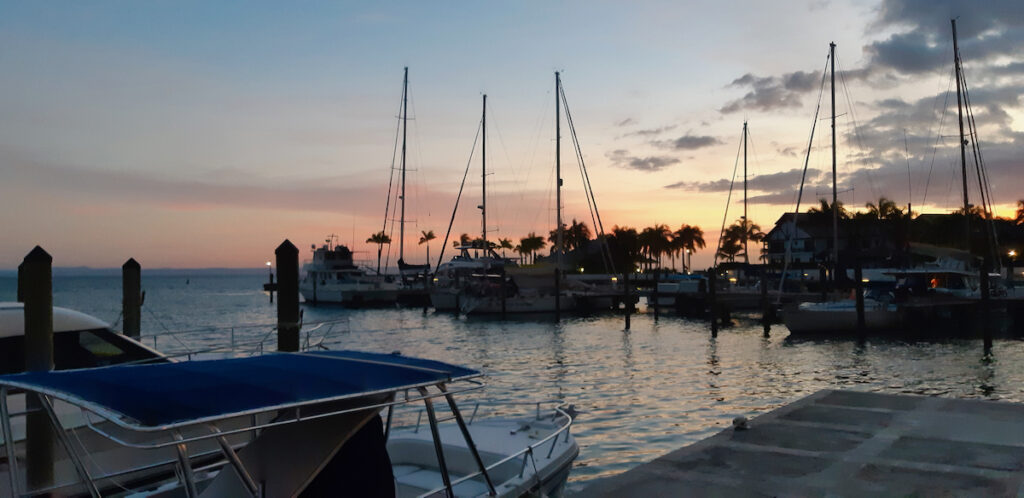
[{"left": 3, "top": 274, "right": 1024, "bottom": 494}]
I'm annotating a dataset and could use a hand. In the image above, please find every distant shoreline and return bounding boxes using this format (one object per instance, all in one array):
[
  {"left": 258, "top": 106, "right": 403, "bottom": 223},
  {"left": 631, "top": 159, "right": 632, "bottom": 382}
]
[{"left": 0, "top": 267, "right": 269, "bottom": 278}]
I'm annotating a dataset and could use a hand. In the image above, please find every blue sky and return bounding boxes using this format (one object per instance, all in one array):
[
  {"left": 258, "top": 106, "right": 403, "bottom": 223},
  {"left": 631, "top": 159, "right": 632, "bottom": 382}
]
[{"left": 2, "top": 1, "right": 1021, "bottom": 268}]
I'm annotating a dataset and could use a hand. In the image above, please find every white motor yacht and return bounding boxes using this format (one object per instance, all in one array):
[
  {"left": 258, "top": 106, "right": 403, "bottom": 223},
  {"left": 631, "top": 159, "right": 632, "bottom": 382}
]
[{"left": 300, "top": 237, "right": 401, "bottom": 306}]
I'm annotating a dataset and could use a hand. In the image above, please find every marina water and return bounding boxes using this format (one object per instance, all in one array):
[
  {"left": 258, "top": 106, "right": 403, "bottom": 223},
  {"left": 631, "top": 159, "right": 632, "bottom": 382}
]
[{"left": 3, "top": 274, "right": 1023, "bottom": 494}]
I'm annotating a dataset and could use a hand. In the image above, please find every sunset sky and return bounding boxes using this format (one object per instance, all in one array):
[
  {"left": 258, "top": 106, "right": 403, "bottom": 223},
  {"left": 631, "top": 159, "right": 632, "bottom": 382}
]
[{"left": 2, "top": 1, "right": 1022, "bottom": 270}]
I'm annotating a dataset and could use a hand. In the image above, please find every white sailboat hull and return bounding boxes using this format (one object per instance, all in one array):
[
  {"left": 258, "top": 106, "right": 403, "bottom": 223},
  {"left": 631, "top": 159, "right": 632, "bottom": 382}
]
[{"left": 783, "top": 300, "right": 900, "bottom": 334}]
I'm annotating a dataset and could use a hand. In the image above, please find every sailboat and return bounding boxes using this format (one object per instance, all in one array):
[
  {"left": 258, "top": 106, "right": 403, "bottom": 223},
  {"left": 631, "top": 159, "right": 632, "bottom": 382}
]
[
  {"left": 430, "top": 94, "right": 519, "bottom": 312},
  {"left": 780, "top": 42, "right": 901, "bottom": 334},
  {"left": 460, "top": 72, "right": 616, "bottom": 315},
  {"left": 785, "top": 24, "right": 1002, "bottom": 335},
  {"left": 394, "top": 69, "right": 431, "bottom": 287}
]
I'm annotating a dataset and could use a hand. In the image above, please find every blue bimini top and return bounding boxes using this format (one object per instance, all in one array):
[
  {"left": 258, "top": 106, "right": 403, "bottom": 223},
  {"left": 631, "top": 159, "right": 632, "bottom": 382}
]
[{"left": 0, "top": 350, "right": 480, "bottom": 430}]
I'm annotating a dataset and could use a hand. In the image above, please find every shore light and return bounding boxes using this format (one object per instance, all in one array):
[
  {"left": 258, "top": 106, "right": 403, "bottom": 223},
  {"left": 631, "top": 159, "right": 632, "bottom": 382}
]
[{"left": 1010, "top": 250, "right": 1018, "bottom": 259}]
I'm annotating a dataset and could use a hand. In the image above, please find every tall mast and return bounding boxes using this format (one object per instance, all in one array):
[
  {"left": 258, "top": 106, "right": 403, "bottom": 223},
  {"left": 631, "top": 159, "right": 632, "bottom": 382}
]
[
  {"left": 830, "top": 42, "right": 839, "bottom": 280},
  {"left": 481, "top": 94, "right": 487, "bottom": 252},
  {"left": 952, "top": 19, "right": 970, "bottom": 248},
  {"left": 743, "top": 121, "right": 749, "bottom": 265},
  {"left": 555, "top": 72, "right": 564, "bottom": 264},
  {"left": 399, "top": 66, "right": 409, "bottom": 261}
]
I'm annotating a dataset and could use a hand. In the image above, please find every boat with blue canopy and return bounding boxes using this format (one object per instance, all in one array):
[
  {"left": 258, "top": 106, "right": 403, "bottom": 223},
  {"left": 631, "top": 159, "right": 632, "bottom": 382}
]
[{"left": 0, "top": 350, "right": 578, "bottom": 497}]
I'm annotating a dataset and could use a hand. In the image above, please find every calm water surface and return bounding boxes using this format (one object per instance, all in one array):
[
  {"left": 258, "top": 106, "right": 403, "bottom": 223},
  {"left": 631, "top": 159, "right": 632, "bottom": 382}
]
[{"left": 2, "top": 275, "right": 1022, "bottom": 494}]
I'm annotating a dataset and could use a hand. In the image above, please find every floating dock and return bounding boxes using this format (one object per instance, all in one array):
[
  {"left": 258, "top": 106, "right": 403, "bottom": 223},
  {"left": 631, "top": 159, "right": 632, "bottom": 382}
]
[{"left": 586, "top": 389, "right": 1024, "bottom": 496}]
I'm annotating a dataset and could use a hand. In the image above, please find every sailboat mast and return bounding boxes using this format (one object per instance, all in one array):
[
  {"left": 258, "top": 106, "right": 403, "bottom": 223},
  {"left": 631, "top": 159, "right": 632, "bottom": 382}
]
[
  {"left": 829, "top": 42, "right": 838, "bottom": 280},
  {"left": 952, "top": 19, "right": 970, "bottom": 248},
  {"left": 482, "top": 94, "right": 487, "bottom": 252},
  {"left": 555, "top": 72, "right": 564, "bottom": 262},
  {"left": 743, "top": 121, "right": 748, "bottom": 265},
  {"left": 399, "top": 67, "right": 409, "bottom": 261}
]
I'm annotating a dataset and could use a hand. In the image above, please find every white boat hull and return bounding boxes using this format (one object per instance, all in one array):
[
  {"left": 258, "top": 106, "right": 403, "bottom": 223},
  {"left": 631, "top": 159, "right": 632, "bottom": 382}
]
[
  {"left": 461, "top": 295, "right": 577, "bottom": 315},
  {"left": 389, "top": 413, "right": 578, "bottom": 498},
  {"left": 783, "top": 301, "right": 900, "bottom": 334},
  {"left": 300, "top": 281, "right": 400, "bottom": 305}
]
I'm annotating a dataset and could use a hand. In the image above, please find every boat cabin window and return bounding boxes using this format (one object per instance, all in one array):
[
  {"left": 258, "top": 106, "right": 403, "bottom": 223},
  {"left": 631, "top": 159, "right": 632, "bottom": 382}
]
[{"left": 0, "top": 328, "right": 166, "bottom": 375}]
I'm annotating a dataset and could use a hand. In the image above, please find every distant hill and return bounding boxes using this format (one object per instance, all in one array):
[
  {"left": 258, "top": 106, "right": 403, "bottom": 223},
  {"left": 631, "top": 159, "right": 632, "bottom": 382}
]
[{"left": 0, "top": 267, "right": 268, "bottom": 278}]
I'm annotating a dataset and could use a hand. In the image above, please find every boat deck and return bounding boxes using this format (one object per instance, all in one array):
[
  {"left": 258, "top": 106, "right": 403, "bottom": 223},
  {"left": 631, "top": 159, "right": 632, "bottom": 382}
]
[{"left": 585, "top": 389, "right": 1024, "bottom": 496}]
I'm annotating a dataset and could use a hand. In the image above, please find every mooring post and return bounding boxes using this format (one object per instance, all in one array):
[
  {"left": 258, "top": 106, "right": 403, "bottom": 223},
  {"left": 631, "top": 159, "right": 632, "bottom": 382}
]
[
  {"left": 122, "top": 258, "right": 142, "bottom": 339},
  {"left": 709, "top": 269, "right": 718, "bottom": 337},
  {"left": 981, "top": 260, "right": 992, "bottom": 354},
  {"left": 623, "top": 272, "right": 631, "bottom": 331},
  {"left": 276, "top": 240, "right": 300, "bottom": 352},
  {"left": 268, "top": 270, "right": 275, "bottom": 304},
  {"left": 652, "top": 269, "right": 660, "bottom": 321},
  {"left": 761, "top": 274, "right": 770, "bottom": 337},
  {"left": 854, "top": 259, "right": 865, "bottom": 340},
  {"left": 15, "top": 262, "right": 23, "bottom": 301},
  {"left": 23, "top": 246, "right": 54, "bottom": 491}
]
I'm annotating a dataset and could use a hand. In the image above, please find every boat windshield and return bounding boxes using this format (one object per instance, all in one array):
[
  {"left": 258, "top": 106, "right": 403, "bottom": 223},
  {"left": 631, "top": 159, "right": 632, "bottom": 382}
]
[{"left": 0, "top": 327, "right": 166, "bottom": 375}]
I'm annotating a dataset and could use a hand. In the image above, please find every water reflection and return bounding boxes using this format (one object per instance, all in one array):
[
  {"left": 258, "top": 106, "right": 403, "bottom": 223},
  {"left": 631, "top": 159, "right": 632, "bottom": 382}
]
[{"left": 16, "top": 276, "right": 1024, "bottom": 495}]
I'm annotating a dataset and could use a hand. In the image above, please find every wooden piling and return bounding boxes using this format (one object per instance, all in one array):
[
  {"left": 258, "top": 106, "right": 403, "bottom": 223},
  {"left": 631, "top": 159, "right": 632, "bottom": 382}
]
[
  {"left": 854, "top": 259, "right": 865, "bottom": 340},
  {"left": 23, "top": 246, "right": 54, "bottom": 490},
  {"left": 15, "top": 262, "right": 23, "bottom": 301},
  {"left": 122, "top": 258, "right": 142, "bottom": 339},
  {"left": 268, "top": 270, "right": 275, "bottom": 304},
  {"left": 981, "top": 261, "right": 992, "bottom": 354},
  {"left": 760, "top": 274, "right": 770, "bottom": 337},
  {"left": 275, "top": 240, "right": 300, "bottom": 353},
  {"left": 709, "top": 269, "right": 718, "bottom": 337},
  {"left": 623, "top": 272, "right": 631, "bottom": 331}
]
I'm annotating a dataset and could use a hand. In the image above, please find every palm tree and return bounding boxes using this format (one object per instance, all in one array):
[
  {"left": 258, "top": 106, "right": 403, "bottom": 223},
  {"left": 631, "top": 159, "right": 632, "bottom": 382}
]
[
  {"left": 1015, "top": 199, "right": 1024, "bottom": 225},
  {"left": 454, "top": 233, "right": 472, "bottom": 248},
  {"left": 498, "top": 238, "right": 514, "bottom": 258},
  {"left": 519, "top": 232, "right": 547, "bottom": 264},
  {"left": 418, "top": 230, "right": 436, "bottom": 266},
  {"left": 366, "top": 231, "right": 392, "bottom": 274},
  {"left": 610, "top": 225, "right": 641, "bottom": 272},
  {"left": 864, "top": 197, "right": 903, "bottom": 220},
  {"left": 716, "top": 225, "right": 743, "bottom": 263},
  {"left": 674, "top": 224, "right": 706, "bottom": 272},
  {"left": 548, "top": 219, "right": 593, "bottom": 252},
  {"left": 639, "top": 224, "right": 672, "bottom": 270},
  {"left": 731, "top": 218, "right": 764, "bottom": 264},
  {"left": 808, "top": 198, "right": 850, "bottom": 220},
  {"left": 513, "top": 244, "right": 527, "bottom": 264}
]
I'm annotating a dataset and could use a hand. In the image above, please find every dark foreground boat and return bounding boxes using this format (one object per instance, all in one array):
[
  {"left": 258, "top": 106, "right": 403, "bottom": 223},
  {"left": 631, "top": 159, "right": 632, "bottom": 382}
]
[{"left": 0, "top": 350, "right": 578, "bottom": 497}]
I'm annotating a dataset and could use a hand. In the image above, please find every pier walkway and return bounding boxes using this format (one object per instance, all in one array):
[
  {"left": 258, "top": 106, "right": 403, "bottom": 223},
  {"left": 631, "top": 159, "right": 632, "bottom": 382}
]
[{"left": 586, "top": 389, "right": 1024, "bottom": 496}]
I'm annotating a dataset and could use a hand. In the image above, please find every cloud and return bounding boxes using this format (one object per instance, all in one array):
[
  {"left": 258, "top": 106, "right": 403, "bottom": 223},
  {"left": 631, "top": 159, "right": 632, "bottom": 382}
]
[
  {"left": 614, "top": 118, "right": 636, "bottom": 127},
  {"left": 864, "top": 0, "right": 1024, "bottom": 78},
  {"left": 653, "top": 134, "right": 722, "bottom": 150},
  {"left": 606, "top": 149, "right": 680, "bottom": 172},
  {"left": 664, "top": 168, "right": 824, "bottom": 194},
  {"left": 720, "top": 70, "right": 822, "bottom": 113},
  {"left": 621, "top": 124, "right": 678, "bottom": 138}
]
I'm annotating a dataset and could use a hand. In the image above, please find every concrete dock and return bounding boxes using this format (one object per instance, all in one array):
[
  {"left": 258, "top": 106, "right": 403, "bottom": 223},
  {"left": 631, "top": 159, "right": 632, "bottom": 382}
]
[{"left": 586, "top": 389, "right": 1024, "bottom": 496}]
